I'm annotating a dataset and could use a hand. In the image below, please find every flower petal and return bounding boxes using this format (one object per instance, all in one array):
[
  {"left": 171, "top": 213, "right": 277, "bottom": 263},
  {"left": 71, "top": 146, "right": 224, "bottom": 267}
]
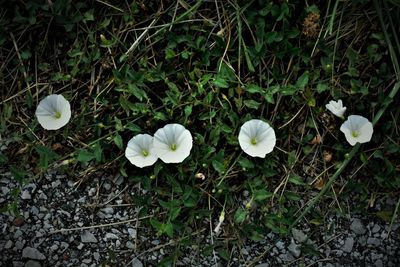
[
  {"left": 35, "top": 94, "right": 71, "bottom": 130},
  {"left": 125, "top": 134, "right": 158, "bottom": 168},
  {"left": 326, "top": 99, "right": 346, "bottom": 118},
  {"left": 340, "top": 115, "right": 373, "bottom": 146},
  {"left": 153, "top": 124, "right": 193, "bottom": 163},
  {"left": 238, "top": 119, "right": 276, "bottom": 158}
]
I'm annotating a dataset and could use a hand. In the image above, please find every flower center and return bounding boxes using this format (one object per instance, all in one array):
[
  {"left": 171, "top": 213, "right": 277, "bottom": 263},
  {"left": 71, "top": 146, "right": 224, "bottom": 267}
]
[
  {"left": 141, "top": 150, "right": 149, "bottom": 157},
  {"left": 54, "top": 111, "right": 62, "bottom": 119},
  {"left": 351, "top": 130, "right": 359, "bottom": 138},
  {"left": 250, "top": 138, "right": 257, "bottom": 145},
  {"left": 170, "top": 143, "right": 177, "bottom": 151}
]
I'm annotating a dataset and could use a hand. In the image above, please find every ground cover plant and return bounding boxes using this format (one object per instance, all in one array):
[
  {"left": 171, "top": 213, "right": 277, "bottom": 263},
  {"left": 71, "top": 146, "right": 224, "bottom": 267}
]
[{"left": 1, "top": 0, "right": 399, "bottom": 265}]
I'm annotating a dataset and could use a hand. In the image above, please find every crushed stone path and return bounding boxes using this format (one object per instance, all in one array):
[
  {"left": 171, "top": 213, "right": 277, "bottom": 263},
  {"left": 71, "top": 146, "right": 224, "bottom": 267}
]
[{"left": 1, "top": 171, "right": 399, "bottom": 266}]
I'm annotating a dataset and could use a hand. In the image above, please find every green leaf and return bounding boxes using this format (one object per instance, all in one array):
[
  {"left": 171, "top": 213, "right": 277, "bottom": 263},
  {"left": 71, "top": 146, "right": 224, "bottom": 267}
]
[
  {"left": 77, "top": 150, "right": 95, "bottom": 162},
  {"left": 296, "top": 71, "right": 309, "bottom": 89},
  {"left": 170, "top": 207, "right": 181, "bottom": 221},
  {"left": 238, "top": 157, "right": 254, "bottom": 170},
  {"left": 10, "top": 166, "right": 27, "bottom": 184},
  {"left": 150, "top": 218, "right": 163, "bottom": 232},
  {"left": 217, "top": 247, "right": 230, "bottom": 261},
  {"left": 164, "top": 222, "right": 174, "bottom": 238},
  {"left": 316, "top": 83, "right": 329, "bottom": 93},
  {"left": 212, "top": 159, "right": 225, "bottom": 175},
  {"left": 113, "top": 133, "right": 123, "bottom": 150},
  {"left": 245, "top": 84, "right": 263, "bottom": 94},
  {"left": 0, "top": 151, "right": 7, "bottom": 164},
  {"left": 288, "top": 150, "right": 297, "bottom": 168},
  {"left": 213, "top": 77, "right": 229, "bottom": 88},
  {"left": 254, "top": 189, "right": 273, "bottom": 201},
  {"left": 288, "top": 174, "right": 305, "bottom": 185},
  {"left": 184, "top": 105, "right": 192, "bottom": 118},
  {"left": 243, "top": 99, "right": 261, "bottom": 109},
  {"left": 234, "top": 208, "right": 247, "bottom": 224},
  {"left": 35, "top": 145, "right": 59, "bottom": 170}
]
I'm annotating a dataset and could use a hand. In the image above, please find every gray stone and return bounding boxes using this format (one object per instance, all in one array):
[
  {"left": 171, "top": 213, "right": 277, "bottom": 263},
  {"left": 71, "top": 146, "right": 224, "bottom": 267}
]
[
  {"left": 367, "top": 237, "right": 381, "bottom": 246},
  {"left": 38, "top": 192, "right": 47, "bottom": 200},
  {"left": 30, "top": 206, "right": 39, "bottom": 216},
  {"left": 13, "top": 262, "right": 24, "bottom": 267},
  {"left": 25, "top": 184, "right": 37, "bottom": 192},
  {"left": 371, "top": 224, "right": 381, "bottom": 233},
  {"left": 82, "top": 258, "right": 92, "bottom": 264},
  {"left": 342, "top": 237, "right": 354, "bottom": 253},
  {"left": 14, "top": 230, "right": 23, "bottom": 239},
  {"left": 77, "top": 243, "right": 84, "bottom": 250},
  {"left": 275, "top": 241, "right": 285, "bottom": 251},
  {"left": 151, "top": 240, "right": 160, "bottom": 245},
  {"left": 103, "top": 183, "right": 111, "bottom": 191},
  {"left": 292, "top": 228, "right": 307, "bottom": 243},
  {"left": 279, "top": 252, "right": 294, "bottom": 262},
  {"left": 350, "top": 219, "right": 367, "bottom": 235},
  {"left": 1, "top": 186, "right": 10, "bottom": 195},
  {"left": 105, "top": 233, "right": 119, "bottom": 240},
  {"left": 15, "top": 240, "right": 24, "bottom": 250},
  {"left": 126, "top": 241, "right": 134, "bottom": 249},
  {"left": 81, "top": 231, "right": 98, "bottom": 243},
  {"left": 288, "top": 240, "right": 301, "bottom": 258},
  {"left": 358, "top": 236, "right": 367, "bottom": 246},
  {"left": 240, "top": 248, "right": 249, "bottom": 255},
  {"left": 21, "top": 190, "right": 32, "bottom": 200},
  {"left": 375, "top": 259, "right": 383, "bottom": 267},
  {"left": 22, "top": 247, "right": 46, "bottom": 260},
  {"left": 93, "top": 252, "right": 100, "bottom": 261},
  {"left": 131, "top": 258, "right": 143, "bottom": 267},
  {"left": 88, "top": 188, "right": 96, "bottom": 197},
  {"left": 5, "top": 240, "right": 13, "bottom": 249},
  {"left": 51, "top": 180, "right": 61, "bottom": 188},
  {"left": 113, "top": 176, "right": 124, "bottom": 185},
  {"left": 25, "top": 260, "right": 41, "bottom": 267},
  {"left": 254, "top": 264, "right": 269, "bottom": 267},
  {"left": 101, "top": 207, "right": 114, "bottom": 214}
]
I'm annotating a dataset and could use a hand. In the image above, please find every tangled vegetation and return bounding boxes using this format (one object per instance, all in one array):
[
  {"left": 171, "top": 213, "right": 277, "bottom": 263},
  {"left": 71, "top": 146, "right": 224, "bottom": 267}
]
[{"left": 1, "top": 0, "right": 399, "bottom": 265}]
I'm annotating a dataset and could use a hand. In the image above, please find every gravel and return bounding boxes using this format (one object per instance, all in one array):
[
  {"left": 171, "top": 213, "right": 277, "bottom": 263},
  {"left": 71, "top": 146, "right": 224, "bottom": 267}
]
[{"left": 1, "top": 170, "right": 399, "bottom": 266}]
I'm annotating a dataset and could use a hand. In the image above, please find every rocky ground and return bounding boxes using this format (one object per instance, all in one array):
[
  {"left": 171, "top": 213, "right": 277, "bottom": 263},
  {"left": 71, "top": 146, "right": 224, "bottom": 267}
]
[{"left": 0, "top": 170, "right": 399, "bottom": 267}]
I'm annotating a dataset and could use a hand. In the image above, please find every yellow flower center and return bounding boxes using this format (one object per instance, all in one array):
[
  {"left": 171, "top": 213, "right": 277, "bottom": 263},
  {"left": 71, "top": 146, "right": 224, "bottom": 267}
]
[
  {"left": 170, "top": 143, "right": 177, "bottom": 151},
  {"left": 54, "top": 111, "right": 62, "bottom": 119},
  {"left": 351, "top": 131, "right": 359, "bottom": 138},
  {"left": 251, "top": 138, "right": 257, "bottom": 145},
  {"left": 141, "top": 150, "right": 149, "bottom": 157}
]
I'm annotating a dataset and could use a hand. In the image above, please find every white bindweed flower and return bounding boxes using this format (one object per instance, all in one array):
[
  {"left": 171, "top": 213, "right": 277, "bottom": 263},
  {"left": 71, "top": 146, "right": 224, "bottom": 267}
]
[
  {"left": 35, "top": 94, "right": 71, "bottom": 130},
  {"left": 238, "top": 119, "right": 276, "bottom": 158},
  {"left": 326, "top": 99, "right": 346, "bottom": 118},
  {"left": 125, "top": 134, "right": 158, "bottom": 168},
  {"left": 153, "top": 123, "right": 193, "bottom": 163},
  {"left": 340, "top": 115, "right": 373, "bottom": 146},
  {"left": 214, "top": 210, "right": 225, "bottom": 234}
]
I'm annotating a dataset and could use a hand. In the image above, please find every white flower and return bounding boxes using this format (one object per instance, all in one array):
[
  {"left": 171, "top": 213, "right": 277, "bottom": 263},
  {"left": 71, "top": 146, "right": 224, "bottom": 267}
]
[
  {"left": 340, "top": 115, "right": 374, "bottom": 146},
  {"left": 35, "top": 94, "right": 71, "bottom": 130},
  {"left": 153, "top": 123, "right": 193, "bottom": 163},
  {"left": 125, "top": 134, "right": 158, "bottom": 168},
  {"left": 214, "top": 210, "right": 225, "bottom": 234},
  {"left": 326, "top": 99, "right": 346, "bottom": 118},
  {"left": 238, "top": 119, "right": 276, "bottom": 158},
  {"left": 340, "top": 115, "right": 373, "bottom": 146}
]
